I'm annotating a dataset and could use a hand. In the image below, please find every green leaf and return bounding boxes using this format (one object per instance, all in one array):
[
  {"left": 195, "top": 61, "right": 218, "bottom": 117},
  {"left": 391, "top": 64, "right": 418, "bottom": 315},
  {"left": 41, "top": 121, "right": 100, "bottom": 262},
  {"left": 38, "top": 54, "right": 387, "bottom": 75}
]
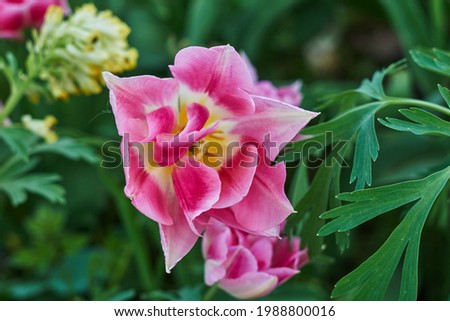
[
  {"left": 288, "top": 163, "right": 309, "bottom": 205},
  {"left": 32, "top": 137, "right": 99, "bottom": 164},
  {"left": 0, "top": 127, "right": 37, "bottom": 160},
  {"left": 356, "top": 59, "right": 406, "bottom": 100},
  {"left": 411, "top": 48, "right": 450, "bottom": 77},
  {"left": 185, "top": 0, "right": 223, "bottom": 44},
  {"left": 286, "top": 143, "right": 351, "bottom": 256},
  {"left": 350, "top": 112, "right": 380, "bottom": 189},
  {"left": 0, "top": 173, "right": 65, "bottom": 206},
  {"left": 318, "top": 166, "right": 450, "bottom": 300},
  {"left": 438, "top": 84, "right": 450, "bottom": 107},
  {"left": 107, "top": 289, "right": 136, "bottom": 301},
  {"left": 280, "top": 102, "right": 381, "bottom": 190},
  {"left": 379, "top": 108, "right": 450, "bottom": 136},
  {"left": 0, "top": 158, "right": 65, "bottom": 206}
]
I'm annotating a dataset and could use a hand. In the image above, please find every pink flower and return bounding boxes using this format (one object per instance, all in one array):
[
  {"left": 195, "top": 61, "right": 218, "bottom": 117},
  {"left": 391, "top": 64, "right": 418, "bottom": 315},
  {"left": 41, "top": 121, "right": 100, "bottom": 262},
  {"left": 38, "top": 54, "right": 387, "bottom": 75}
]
[
  {"left": 241, "top": 53, "right": 302, "bottom": 106},
  {"left": 202, "top": 219, "right": 309, "bottom": 299},
  {"left": 0, "top": 0, "right": 70, "bottom": 39},
  {"left": 103, "top": 45, "right": 318, "bottom": 272}
]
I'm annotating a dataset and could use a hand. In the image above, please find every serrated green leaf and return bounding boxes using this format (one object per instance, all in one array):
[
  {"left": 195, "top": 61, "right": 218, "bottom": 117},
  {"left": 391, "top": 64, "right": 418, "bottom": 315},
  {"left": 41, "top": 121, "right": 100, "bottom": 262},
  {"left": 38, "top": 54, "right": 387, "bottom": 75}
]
[
  {"left": 438, "top": 84, "right": 450, "bottom": 107},
  {"left": 0, "top": 155, "right": 67, "bottom": 206},
  {"left": 0, "top": 172, "right": 65, "bottom": 206},
  {"left": 0, "top": 127, "right": 37, "bottom": 160},
  {"left": 350, "top": 112, "right": 380, "bottom": 189},
  {"left": 280, "top": 102, "right": 382, "bottom": 190},
  {"left": 319, "top": 166, "right": 450, "bottom": 300},
  {"left": 379, "top": 107, "right": 450, "bottom": 136},
  {"left": 356, "top": 60, "right": 407, "bottom": 100},
  {"left": 32, "top": 137, "right": 99, "bottom": 164}
]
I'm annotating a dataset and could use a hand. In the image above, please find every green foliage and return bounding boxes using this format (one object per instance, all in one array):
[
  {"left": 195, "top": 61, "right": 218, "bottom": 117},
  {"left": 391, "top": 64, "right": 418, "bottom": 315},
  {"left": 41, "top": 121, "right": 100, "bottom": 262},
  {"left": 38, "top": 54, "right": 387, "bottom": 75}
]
[
  {"left": 0, "top": 127, "right": 36, "bottom": 160},
  {"left": 411, "top": 47, "right": 450, "bottom": 77},
  {"left": 379, "top": 108, "right": 450, "bottom": 136},
  {"left": 318, "top": 166, "right": 450, "bottom": 300},
  {"left": 0, "top": 157, "right": 64, "bottom": 206},
  {"left": 31, "top": 137, "right": 99, "bottom": 164}
]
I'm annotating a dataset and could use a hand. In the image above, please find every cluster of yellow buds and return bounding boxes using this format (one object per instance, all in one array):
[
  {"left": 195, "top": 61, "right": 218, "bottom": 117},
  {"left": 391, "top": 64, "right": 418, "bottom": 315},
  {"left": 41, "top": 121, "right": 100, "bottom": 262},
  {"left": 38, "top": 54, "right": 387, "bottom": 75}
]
[{"left": 32, "top": 4, "right": 138, "bottom": 100}]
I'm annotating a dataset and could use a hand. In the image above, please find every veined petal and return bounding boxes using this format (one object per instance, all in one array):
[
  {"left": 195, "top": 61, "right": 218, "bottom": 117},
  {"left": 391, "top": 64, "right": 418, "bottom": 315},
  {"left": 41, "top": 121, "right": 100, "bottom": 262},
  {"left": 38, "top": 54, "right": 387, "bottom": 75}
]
[
  {"left": 122, "top": 144, "right": 173, "bottom": 225},
  {"left": 170, "top": 45, "right": 255, "bottom": 116},
  {"left": 230, "top": 95, "right": 319, "bottom": 161},
  {"left": 213, "top": 143, "right": 258, "bottom": 208},
  {"left": 219, "top": 272, "right": 278, "bottom": 299},
  {"left": 172, "top": 158, "right": 222, "bottom": 224},
  {"left": 207, "top": 207, "right": 281, "bottom": 237},
  {"left": 231, "top": 160, "right": 294, "bottom": 234},
  {"left": 103, "top": 72, "right": 179, "bottom": 141},
  {"left": 159, "top": 203, "right": 203, "bottom": 273}
]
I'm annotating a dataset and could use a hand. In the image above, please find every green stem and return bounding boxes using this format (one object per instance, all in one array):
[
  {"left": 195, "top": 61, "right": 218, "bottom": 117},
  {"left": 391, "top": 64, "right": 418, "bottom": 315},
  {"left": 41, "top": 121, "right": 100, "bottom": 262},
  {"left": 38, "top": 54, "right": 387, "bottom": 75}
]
[
  {"left": 385, "top": 97, "right": 450, "bottom": 117},
  {"left": 99, "top": 169, "right": 155, "bottom": 292},
  {"left": 203, "top": 284, "right": 219, "bottom": 301},
  {"left": 0, "top": 84, "right": 27, "bottom": 123}
]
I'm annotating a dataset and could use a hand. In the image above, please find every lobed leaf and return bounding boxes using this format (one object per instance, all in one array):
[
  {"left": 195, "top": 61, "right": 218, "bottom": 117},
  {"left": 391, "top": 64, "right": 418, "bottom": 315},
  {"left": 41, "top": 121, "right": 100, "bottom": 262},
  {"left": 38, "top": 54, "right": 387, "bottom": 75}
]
[
  {"left": 32, "top": 137, "right": 99, "bottom": 164},
  {"left": 0, "top": 127, "right": 37, "bottom": 160},
  {"left": 319, "top": 166, "right": 450, "bottom": 300},
  {"left": 379, "top": 107, "right": 450, "bottom": 136}
]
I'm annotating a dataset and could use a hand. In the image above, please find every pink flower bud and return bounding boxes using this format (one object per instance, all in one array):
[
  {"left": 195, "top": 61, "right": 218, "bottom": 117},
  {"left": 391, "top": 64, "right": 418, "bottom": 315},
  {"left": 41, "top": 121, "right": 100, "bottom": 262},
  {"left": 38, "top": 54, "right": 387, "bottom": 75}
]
[{"left": 202, "top": 219, "right": 309, "bottom": 299}]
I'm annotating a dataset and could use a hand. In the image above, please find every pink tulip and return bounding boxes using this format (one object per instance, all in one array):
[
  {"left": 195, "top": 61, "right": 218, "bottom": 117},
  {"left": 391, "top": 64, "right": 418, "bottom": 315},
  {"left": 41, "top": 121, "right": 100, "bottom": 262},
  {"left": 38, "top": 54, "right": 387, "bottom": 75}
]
[
  {"left": 0, "top": 0, "right": 70, "bottom": 39},
  {"left": 103, "top": 45, "right": 318, "bottom": 272},
  {"left": 202, "top": 219, "right": 308, "bottom": 299},
  {"left": 241, "top": 52, "right": 302, "bottom": 106}
]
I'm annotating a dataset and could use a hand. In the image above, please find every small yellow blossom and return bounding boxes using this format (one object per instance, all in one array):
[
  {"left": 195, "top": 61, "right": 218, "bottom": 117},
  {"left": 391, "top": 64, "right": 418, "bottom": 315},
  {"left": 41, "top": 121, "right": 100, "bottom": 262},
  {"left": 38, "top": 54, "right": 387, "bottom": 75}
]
[
  {"left": 22, "top": 114, "right": 58, "bottom": 143},
  {"left": 33, "top": 4, "right": 138, "bottom": 100}
]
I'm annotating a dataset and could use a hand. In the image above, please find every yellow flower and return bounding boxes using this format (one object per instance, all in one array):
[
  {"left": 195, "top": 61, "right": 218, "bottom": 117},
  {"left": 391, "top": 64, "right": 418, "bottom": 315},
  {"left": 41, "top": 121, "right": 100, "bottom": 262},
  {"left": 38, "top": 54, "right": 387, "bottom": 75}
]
[
  {"left": 33, "top": 4, "right": 138, "bottom": 100},
  {"left": 22, "top": 114, "right": 58, "bottom": 143}
]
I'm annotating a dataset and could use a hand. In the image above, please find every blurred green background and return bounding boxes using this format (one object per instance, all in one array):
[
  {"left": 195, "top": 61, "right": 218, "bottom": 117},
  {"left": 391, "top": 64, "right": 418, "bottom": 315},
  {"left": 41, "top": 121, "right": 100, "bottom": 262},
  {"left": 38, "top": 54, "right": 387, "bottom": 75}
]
[{"left": 0, "top": 0, "right": 448, "bottom": 300}]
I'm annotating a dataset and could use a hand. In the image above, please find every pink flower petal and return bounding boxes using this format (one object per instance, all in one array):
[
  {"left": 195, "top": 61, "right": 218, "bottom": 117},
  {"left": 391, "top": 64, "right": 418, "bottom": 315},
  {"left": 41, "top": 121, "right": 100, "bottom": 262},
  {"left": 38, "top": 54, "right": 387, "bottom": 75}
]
[
  {"left": 170, "top": 45, "right": 255, "bottom": 116},
  {"left": 250, "top": 238, "right": 274, "bottom": 270},
  {"left": 204, "top": 259, "right": 227, "bottom": 285},
  {"left": 272, "top": 237, "right": 300, "bottom": 267},
  {"left": 219, "top": 272, "right": 278, "bottom": 299},
  {"left": 213, "top": 143, "right": 258, "bottom": 208},
  {"left": 231, "top": 95, "right": 319, "bottom": 161},
  {"left": 206, "top": 207, "right": 281, "bottom": 237},
  {"left": 225, "top": 247, "right": 259, "bottom": 278},
  {"left": 159, "top": 204, "right": 203, "bottom": 273},
  {"left": 103, "top": 72, "right": 179, "bottom": 141},
  {"left": 263, "top": 267, "right": 299, "bottom": 284},
  {"left": 172, "top": 158, "right": 221, "bottom": 225},
  {"left": 202, "top": 219, "right": 234, "bottom": 262},
  {"left": 231, "top": 160, "right": 294, "bottom": 234},
  {"left": 140, "top": 106, "right": 177, "bottom": 142},
  {"left": 182, "top": 103, "right": 209, "bottom": 133},
  {"left": 122, "top": 144, "right": 173, "bottom": 225}
]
